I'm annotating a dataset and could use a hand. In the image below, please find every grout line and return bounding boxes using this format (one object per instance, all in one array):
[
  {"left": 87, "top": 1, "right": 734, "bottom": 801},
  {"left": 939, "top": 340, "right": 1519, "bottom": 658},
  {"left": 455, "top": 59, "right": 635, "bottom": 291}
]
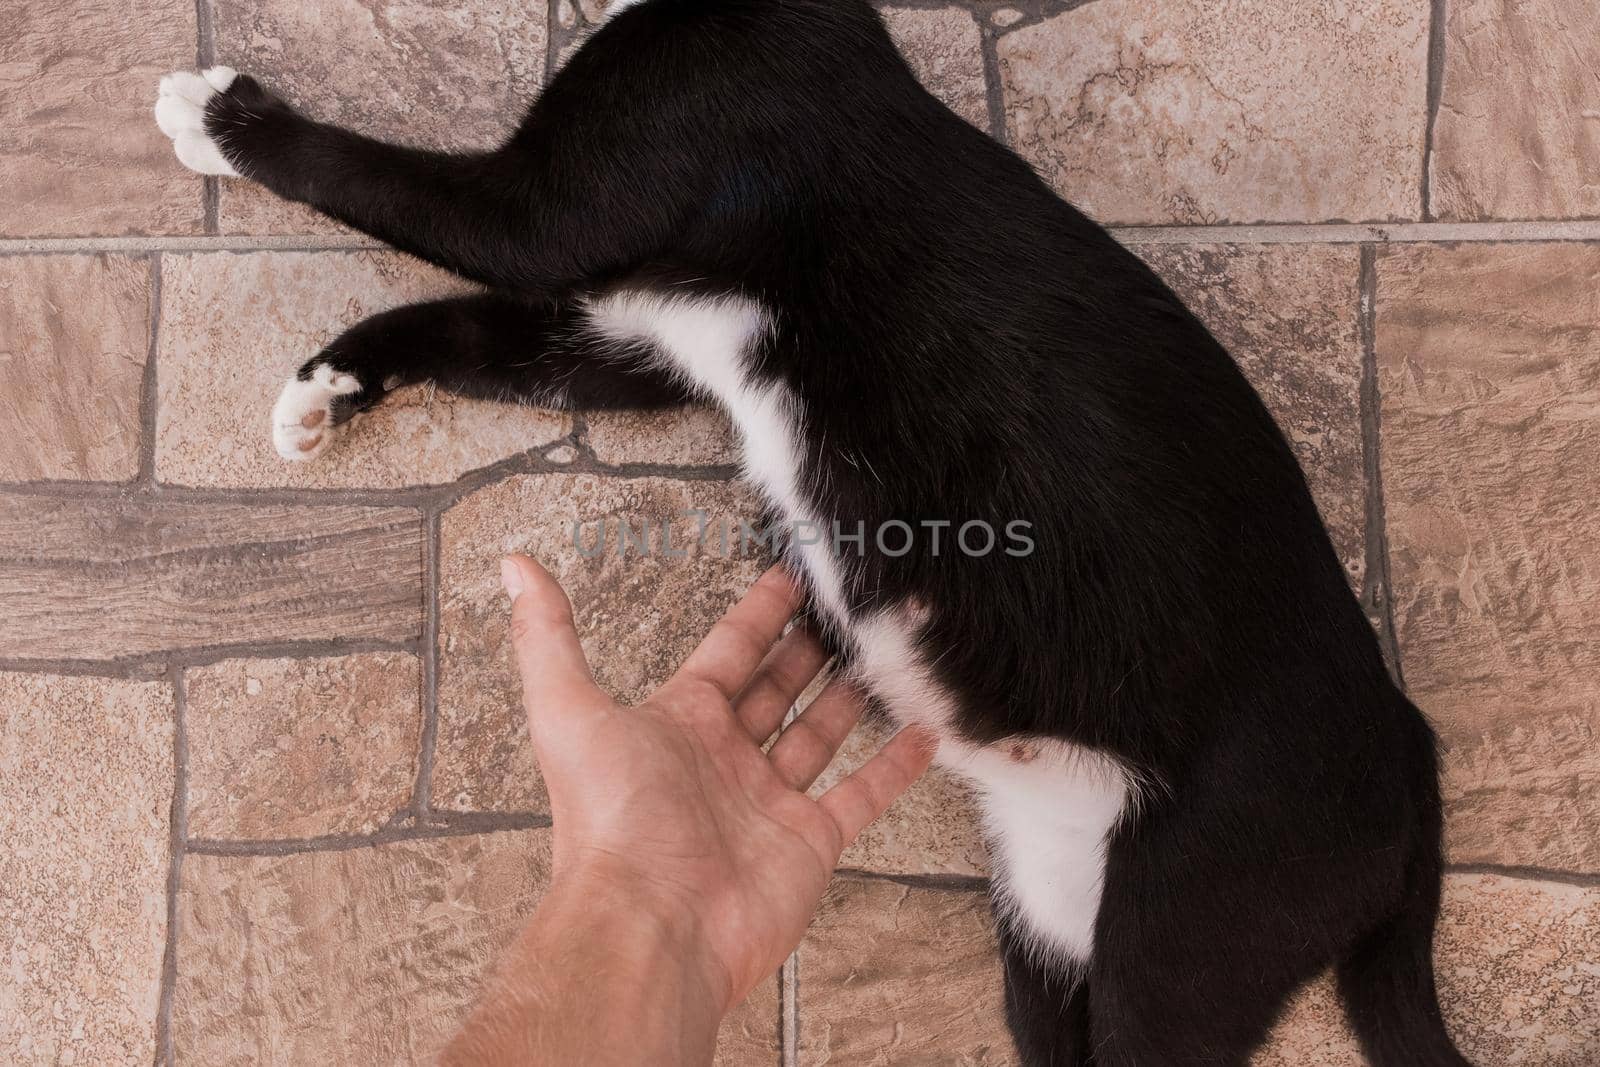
[
  {"left": 15, "top": 219, "right": 1600, "bottom": 257},
  {"left": 0, "top": 235, "right": 390, "bottom": 255},
  {"left": 546, "top": 0, "right": 582, "bottom": 78},
  {"left": 1357, "top": 245, "right": 1407, "bottom": 689},
  {"left": 152, "top": 666, "right": 189, "bottom": 1067},
  {"left": 195, "top": 0, "right": 214, "bottom": 69},
  {"left": 1420, "top": 0, "right": 1449, "bottom": 221},
  {"left": 136, "top": 254, "right": 164, "bottom": 486},
  {"left": 0, "top": 658, "right": 170, "bottom": 682},
  {"left": 186, "top": 812, "right": 553, "bottom": 856},
  {"left": 0, "top": 452, "right": 737, "bottom": 506},
  {"left": 940, "top": 0, "right": 1099, "bottom": 40},
  {"left": 1446, "top": 863, "right": 1600, "bottom": 889},
  {"left": 202, "top": 181, "right": 220, "bottom": 236},
  {"left": 977, "top": 16, "right": 1009, "bottom": 145},
  {"left": 835, "top": 867, "right": 991, "bottom": 892},
  {"left": 0, "top": 638, "right": 423, "bottom": 680},
  {"left": 195, "top": 0, "right": 219, "bottom": 234},
  {"left": 412, "top": 507, "right": 443, "bottom": 815},
  {"left": 1111, "top": 220, "right": 1600, "bottom": 244},
  {"left": 781, "top": 953, "right": 799, "bottom": 1067}
]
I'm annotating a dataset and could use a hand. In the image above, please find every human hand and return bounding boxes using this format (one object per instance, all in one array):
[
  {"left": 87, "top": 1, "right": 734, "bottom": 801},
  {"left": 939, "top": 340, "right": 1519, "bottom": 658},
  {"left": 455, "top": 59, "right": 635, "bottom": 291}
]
[{"left": 500, "top": 554, "right": 936, "bottom": 1016}]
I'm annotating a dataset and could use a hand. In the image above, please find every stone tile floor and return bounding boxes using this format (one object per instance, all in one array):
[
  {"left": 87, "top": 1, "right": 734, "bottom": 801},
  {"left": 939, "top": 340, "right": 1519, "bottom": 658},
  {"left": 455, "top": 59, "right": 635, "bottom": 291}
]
[{"left": 3, "top": 0, "right": 1599, "bottom": 1064}]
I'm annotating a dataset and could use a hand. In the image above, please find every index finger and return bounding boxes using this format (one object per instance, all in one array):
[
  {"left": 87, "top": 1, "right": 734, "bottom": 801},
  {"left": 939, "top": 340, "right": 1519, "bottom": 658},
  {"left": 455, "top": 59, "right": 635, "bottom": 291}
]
[
  {"left": 501, "top": 555, "right": 609, "bottom": 737},
  {"left": 673, "top": 566, "right": 803, "bottom": 701}
]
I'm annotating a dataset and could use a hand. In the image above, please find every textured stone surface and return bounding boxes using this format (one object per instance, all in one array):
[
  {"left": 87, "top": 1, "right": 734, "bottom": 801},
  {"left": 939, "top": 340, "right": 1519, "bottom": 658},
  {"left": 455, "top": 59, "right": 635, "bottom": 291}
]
[
  {"left": 585, "top": 405, "right": 738, "bottom": 467},
  {"left": 0, "top": 255, "right": 151, "bottom": 481},
  {"left": 1377, "top": 243, "right": 1600, "bottom": 872},
  {"left": 883, "top": 7, "right": 990, "bottom": 130},
  {"left": 0, "top": 493, "right": 423, "bottom": 660},
  {"left": 1141, "top": 243, "right": 1367, "bottom": 585},
  {"left": 999, "top": 1, "right": 1430, "bottom": 225},
  {"left": 0, "top": 672, "right": 172, "bottom": 1065},
  {"left": 186, "top": 654, "right": 422, "bottom": 839},
  {"left": 1255, "top": 875, "right": 1600, "bottom": 1065},
  {"left": 1252, "top": 975, "right": 1365, "bottom": 1066},
  {"left": 795, "top": 874, "right": 1599, "bottom": 1067},
  {"left": 155, "top": 252, "right": 569, "bottom": 488},
  {"left": 1432, "top": 0, "right": 1600, "bottom": 221},
  {"left": 0, "top": 0, "right": 201, "bottom": 236},
  {"left": 173, "top": 831, "right": 778, "bottom": 1065},
  {"left": 211, "top": 0, "right": 548, "bottom": 234},
  {"left": 174, "top": 832, "right": 551, "bottom": 1064},
  {"left": 720, "top": 981, "right": 783, "bottom": 1067},
  {"left": 813, "top": 713, "right": 988, "bottom": 877},
  {"left": 1433, "top": 874, "right": 1600, "bottom": 1065},
  {"left": 797, "top": 877, "right": 1013, "bottom": 1066},
  {"left": 434, "top": 474, "right": 765, "bottom": 811}
]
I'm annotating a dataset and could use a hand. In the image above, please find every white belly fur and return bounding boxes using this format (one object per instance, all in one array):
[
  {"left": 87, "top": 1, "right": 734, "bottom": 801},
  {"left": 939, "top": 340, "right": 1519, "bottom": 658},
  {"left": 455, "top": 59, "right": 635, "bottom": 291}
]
[
  {"left": 582, "top": 288, "right": 1132, "bottom": 970},
  {"left": 853, "top": 609, "right": 1132, "bottom": 969}
]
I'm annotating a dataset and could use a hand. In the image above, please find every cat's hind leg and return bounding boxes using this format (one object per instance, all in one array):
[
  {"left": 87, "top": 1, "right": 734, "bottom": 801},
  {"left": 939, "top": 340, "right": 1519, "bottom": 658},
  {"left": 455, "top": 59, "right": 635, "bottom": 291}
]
[
  {"left": 154, "top": 60, "right": 718, "bottom": 297},
  {"left": 998, "top": 913, "right": 1096, "bottom": 1067},
  {"left": 273, "top": 293, "right": 687, "bottom": 462}
]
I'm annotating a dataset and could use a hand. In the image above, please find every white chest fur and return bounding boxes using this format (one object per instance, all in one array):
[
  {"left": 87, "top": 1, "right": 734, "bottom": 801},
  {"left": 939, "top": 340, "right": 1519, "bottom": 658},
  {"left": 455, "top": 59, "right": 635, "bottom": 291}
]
[
  {"left": 582, "top": 290, "right": 851, "bottom": 625},
  {"left": 583, "top": 287, "right": 1132, "bottom": 970}
]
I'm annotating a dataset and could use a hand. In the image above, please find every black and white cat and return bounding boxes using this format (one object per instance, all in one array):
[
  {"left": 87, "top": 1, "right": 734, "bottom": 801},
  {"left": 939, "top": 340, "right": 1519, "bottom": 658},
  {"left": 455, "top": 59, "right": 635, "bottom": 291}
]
[{"left": 155, "top": 3, "right": 1470, "bottom": 1063}]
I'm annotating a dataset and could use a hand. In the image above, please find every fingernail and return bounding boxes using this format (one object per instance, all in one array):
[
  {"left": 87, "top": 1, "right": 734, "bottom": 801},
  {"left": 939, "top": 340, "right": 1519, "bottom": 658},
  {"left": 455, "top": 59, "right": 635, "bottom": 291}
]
[{"left": 500, "top": 558, "right": 525, "bottom": 604}]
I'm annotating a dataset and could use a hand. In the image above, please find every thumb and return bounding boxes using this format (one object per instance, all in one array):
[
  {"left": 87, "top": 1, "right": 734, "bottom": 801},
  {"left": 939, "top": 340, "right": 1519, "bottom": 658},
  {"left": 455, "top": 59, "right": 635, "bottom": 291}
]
[{"left": 501, "top": 555, "right": 607, "bottom": 741}]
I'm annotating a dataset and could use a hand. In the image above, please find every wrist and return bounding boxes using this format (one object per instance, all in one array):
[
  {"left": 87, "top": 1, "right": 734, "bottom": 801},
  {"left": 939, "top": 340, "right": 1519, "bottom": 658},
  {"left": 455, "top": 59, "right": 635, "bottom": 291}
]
[
  {"left": 542, "top": 865, "right": 735, "bottom": 1016},
  {"left": 445, "top": 869, "right": 731, "bottom": 1067}
]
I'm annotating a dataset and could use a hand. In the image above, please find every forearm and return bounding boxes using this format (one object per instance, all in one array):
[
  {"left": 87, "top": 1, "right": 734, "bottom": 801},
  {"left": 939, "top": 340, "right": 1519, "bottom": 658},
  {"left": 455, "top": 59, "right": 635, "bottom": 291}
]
[{"left": 441, "top": 877, "right": 728, "bottom": 1066}]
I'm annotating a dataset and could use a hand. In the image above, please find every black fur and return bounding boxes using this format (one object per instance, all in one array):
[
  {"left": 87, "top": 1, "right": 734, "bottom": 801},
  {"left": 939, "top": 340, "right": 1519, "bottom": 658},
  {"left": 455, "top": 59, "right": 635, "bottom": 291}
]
[{"left": 200, "top": 3, "right": 1470, "bottom": 1062}]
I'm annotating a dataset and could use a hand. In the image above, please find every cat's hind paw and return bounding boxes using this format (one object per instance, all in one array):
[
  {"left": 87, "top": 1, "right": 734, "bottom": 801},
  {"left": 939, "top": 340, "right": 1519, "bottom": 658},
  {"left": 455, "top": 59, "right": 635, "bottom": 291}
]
[
  {"left": 154, "top": 67, "right": 242, "bottom": 176},
  {"left": 271, "top": 363, "right": 363, "bottom": 463}
]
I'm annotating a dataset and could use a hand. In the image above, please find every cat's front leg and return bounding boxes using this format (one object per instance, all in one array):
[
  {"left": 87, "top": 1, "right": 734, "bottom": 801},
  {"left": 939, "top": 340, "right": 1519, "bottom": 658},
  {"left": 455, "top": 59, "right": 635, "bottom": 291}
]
[
  {"left": 269, "top": 294, "right": 690, "bottom": 463},
  {"left": 153, "top": 68, "right": 245, "bottom": 176}
]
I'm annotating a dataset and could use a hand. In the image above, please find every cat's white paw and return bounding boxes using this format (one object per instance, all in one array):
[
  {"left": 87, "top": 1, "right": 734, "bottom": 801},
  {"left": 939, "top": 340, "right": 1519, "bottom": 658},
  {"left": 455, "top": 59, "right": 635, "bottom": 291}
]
[
  {"left": 154, "top": 66, "right": 242, "bottom": 176},
  {"left": 271, "top": 364, "right": 362, "bottom": 462}
]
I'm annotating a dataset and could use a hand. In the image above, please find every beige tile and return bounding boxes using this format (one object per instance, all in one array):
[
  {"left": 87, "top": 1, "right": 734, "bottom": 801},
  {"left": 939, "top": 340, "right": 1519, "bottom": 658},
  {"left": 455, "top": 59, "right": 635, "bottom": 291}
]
[
  {"left": 0, "top": 672, "right": 172, "bottom": 1064},
  {"left": 1432, "top": 0, "right": 1600, "bottom": 221},
  {"left": 0, "top": 255, "right": 150, "bottom": 481},
  {"left": 172, "top": 831, "right": 777, "bottom": 1065},
  {"left": 0, "top": 493, "right": 423, "bottom": 660},
  {"left": 434, "top": 473, "right": 765, "bottom": 812},
  {"left": 883, "top": 7, "right": 990, "bottom": 130},
  {"left": 173, "top": 832, "right": 552, "bottom": 1065},
  {"left": 812, "top": 712, "right": 988, "bottom": 877},
  {"left": 797, "top": 873, "right": 1597, "bottom": 1067},
  {"left": 185, "top": 654, "right": 422, "bottom": 839},
  {"left": 154, "top": 251, "right": 569, "bottom": 488},
  {"left": 1141, "top": 244, "right": 1367, "bottom": 585},
  {"left": 720, "top": 975, "right": 783, "bottom": 1067},
  {"left": 1377, "top": 242, "right": 1600, "bottom": 872},
  {"left": 1256, "top": 874, "right": 1600, "bottom": 1065},
  {"left": 210, "top": 0, "right": 548, "bottom": 234},
  {"left": 585, "top": 405, "right": 738, "bottom": 467},
  {"left": 0, "top": 0, "right": 202, "bottom": 236},
  {"left": 999, "top": 1, "right": 1429, "bottom": 225},
  {"left": 1252, "top": 974, "right": 1365, "bottom": 1066},
  {"left": 797, "top": 877, "right": 1015, "bottom": 1066},
  {"left": 1433, "top": 874, "right": 1600, "bottom": 1065}
]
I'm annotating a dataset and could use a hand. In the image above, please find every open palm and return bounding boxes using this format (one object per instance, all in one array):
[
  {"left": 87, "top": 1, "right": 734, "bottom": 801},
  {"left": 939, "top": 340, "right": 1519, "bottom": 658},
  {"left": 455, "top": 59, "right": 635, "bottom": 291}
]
[{"left": 501, "top": 556, "right": 935, "bottom": 1010}]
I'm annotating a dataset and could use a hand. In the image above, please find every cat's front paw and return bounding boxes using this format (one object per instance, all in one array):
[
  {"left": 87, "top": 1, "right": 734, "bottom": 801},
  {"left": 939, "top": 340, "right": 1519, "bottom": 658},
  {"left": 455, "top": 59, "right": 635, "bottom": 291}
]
[
  {"left": 154, "top": 67, "right": 243, "bottom": 176},
  {"left": 271, "top": 363, "right": 364, "bottom": 463}
]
